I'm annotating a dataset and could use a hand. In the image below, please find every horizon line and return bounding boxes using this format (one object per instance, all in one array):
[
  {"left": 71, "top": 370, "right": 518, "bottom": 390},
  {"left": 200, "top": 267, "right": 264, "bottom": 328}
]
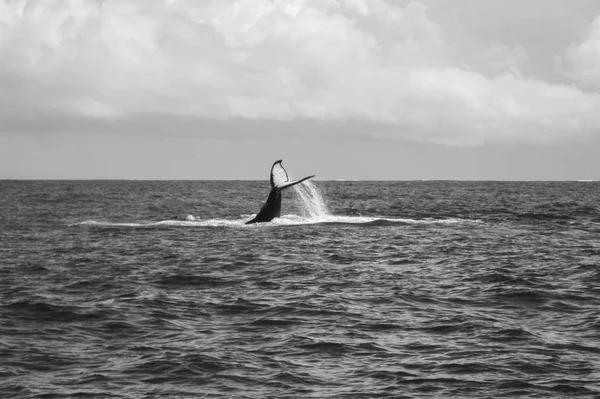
[{"left": 1, "top": 178, "right": 598, "bottom": 182}]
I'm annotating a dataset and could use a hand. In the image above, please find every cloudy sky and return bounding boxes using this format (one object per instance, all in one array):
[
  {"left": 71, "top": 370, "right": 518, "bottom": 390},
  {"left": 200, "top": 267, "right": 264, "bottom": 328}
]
[{"left": 1, "top": 0, "right": 600, "bottom": 180}]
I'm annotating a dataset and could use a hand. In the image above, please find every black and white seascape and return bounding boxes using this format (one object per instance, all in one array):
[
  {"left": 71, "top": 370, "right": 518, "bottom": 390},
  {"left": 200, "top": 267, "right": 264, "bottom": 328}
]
[
  {"left": 3, "top": 0, "right": 600, "bottom": 398},
  {"left": 2, "top": 180, "right": 599, "bottom": 398}
]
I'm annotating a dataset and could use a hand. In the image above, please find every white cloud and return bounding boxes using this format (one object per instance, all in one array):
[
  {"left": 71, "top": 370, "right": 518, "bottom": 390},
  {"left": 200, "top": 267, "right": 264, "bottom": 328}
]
[
  {"left": 559, "top": 14, "right": 600, "bottom": 88},
  {"left": 1, "top": 0, "right": 600, "bottom": 146}
]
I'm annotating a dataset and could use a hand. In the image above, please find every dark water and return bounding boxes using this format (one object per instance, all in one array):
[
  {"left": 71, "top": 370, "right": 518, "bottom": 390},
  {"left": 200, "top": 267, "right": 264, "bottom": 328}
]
[{"left": 1, "top": 180, "right": 599, "bottom": 398}]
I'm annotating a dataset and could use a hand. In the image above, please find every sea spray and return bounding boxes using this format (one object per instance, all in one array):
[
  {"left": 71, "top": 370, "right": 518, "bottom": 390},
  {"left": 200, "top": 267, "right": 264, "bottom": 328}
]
[{"left": 293, "top": 180, "right": 329, "bottom": 220}]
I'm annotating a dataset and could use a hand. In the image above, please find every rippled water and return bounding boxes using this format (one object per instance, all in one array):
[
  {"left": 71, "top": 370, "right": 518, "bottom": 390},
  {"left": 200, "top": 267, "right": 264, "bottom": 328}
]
[{"left": 1, "top": 180, "right": 599, "bottom": 398}]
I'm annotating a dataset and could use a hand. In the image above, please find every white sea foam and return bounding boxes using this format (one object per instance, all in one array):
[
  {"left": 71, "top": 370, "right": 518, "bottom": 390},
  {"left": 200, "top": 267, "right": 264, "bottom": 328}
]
[
  {"left": 261, "top": 214, "right": 477, "bottom": 226},
  {"left": 292, "top": 180, "right": 330, "bottom": 221},
  {"left": 79, "top": 219, "right": 246, "bottom": 228},
  {"left": 78, "top": 182, "right": 479, "bottom": 228},
  {"left": 79, "top": 215, "right": 477, "bottom": 228}
]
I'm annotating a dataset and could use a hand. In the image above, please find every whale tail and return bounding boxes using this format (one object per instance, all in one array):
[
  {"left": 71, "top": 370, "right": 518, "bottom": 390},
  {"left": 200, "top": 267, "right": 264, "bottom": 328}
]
[
  {"left": 270, "top": 160, "right": 315, "bottom": 190},
  {"left": 246, "top": 160, "right": 315, "bottom": 224}
]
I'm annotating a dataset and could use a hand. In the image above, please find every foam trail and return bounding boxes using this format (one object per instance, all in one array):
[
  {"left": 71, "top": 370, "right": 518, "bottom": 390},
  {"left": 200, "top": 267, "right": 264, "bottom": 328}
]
[
  {"left": 292, "top": 180, "right": 329, "bottom": 221},
  {"left": 78, "top": 216, "right": 479, "bottom": 228}
]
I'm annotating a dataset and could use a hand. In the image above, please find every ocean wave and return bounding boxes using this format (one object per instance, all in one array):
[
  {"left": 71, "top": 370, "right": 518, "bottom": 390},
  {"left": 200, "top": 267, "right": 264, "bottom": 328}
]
[
  {"left": 78, "top": 214, "right": 480, "bottom": 228},
  {"left": 4, "top": 180, "right": 600, "bottom": 399},
  {"left": 3, "top": 300, "right": 106, "bottom": 322},
  {"left": 78, "top": 219, "right": 245, "bottom": 228}
]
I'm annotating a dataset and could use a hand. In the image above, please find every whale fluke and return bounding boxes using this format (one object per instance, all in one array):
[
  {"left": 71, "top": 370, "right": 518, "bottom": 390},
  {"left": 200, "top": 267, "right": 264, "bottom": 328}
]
[{"left": 246, "top": 160, "right": 315, "bottom": 224}]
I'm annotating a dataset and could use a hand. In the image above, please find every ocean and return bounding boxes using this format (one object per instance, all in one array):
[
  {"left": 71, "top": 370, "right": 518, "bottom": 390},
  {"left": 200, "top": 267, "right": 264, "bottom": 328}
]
[{"left": 1, "top": 180, "right": 599, "bottom": 398}]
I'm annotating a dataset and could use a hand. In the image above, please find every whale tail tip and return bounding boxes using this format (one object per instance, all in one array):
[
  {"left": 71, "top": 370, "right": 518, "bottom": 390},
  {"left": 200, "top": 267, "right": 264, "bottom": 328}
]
[{"left": 270, "top": 160, "right": 314, "bottom": 189}]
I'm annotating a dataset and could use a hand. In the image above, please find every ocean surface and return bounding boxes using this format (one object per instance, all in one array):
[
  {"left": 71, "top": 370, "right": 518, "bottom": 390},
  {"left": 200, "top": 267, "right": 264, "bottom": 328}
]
[{"left": 1, "top": 180, "right": 599, "bottom": 398}]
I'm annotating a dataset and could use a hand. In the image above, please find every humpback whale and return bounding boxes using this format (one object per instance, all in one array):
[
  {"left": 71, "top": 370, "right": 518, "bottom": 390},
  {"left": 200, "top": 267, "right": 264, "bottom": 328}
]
[{"left": 246, "top": 160, "right": 315, "bottom": 224}]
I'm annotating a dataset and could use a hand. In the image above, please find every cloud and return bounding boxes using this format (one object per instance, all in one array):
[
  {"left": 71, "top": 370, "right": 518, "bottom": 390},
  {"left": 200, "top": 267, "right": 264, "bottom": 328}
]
[
  {"left": 559, "top": 14, "right": 600, "bottom": 88},
  {"left": 1, "top": 0, "right": 600, "bottom": 146}
]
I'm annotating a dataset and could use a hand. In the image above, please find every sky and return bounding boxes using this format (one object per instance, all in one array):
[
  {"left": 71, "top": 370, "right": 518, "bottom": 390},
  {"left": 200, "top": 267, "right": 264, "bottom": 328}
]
[{"left": 1, "top": 0, "right": 600, "bottom": 180}]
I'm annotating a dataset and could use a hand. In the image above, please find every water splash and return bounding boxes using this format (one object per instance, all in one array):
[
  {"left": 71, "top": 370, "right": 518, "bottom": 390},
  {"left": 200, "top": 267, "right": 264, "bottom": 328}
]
[{"left": 292, "top": 180, "right": 329, "bottom": 220}]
